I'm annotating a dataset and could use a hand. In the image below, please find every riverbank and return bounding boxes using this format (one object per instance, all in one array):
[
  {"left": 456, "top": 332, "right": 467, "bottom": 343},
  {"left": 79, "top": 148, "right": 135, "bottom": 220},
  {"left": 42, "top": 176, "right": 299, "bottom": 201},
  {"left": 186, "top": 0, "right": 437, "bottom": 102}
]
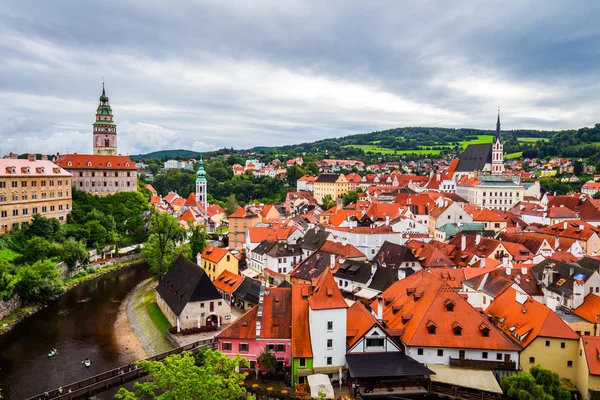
[
  {"left": 114, "top": 281, "right": 148, "bottom": 361},
  {"left": 0, "top": 258, "right": 144, "bottom": 335},
  {"left": 126, "top": 279, "right": 174, "bottom": 356}
]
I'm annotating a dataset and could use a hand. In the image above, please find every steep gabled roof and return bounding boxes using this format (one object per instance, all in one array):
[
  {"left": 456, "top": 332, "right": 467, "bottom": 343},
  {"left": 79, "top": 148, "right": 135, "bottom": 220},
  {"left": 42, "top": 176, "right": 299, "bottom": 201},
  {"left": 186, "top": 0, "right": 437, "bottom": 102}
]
[
  {"left": 217, "top": 288, "right": 292, "bottom": 339},
  {"left": 374, "top": 271, "right": 517, "bottom": 351},
  {"left": 455, "top": 143, "right": 492, "bottom": 172},
  {"left": 291, "top": 284, "right": 312, "bottom": 357},
  {"left": 156, "top": 254, "right": 223, "bottom": 316},
  {"left": 582, "top": 336, "right": 600, "bottom": 376},
  {"left": 202, "top": 245, "right": 231, "bottom": 264},
  {"left": 374, "top": 241, "right": 418, "bottom": 268},
  {"left": 213, "top": 270, "right": 244, "bottom": 294},
  {"left": 487, "top": 288, "right": 579, "bottom": 348},
  {"left": 573, "top": 293, "right": 600, "bottom": 323},
  {"left": 346, "top": 302, "right": 377, "bottom": 347},
  {"left": 473, "top": 208, "right": 505, "bottom": 222},
  {"left": 320, "top": 240, "right": 365, "bottom": 258},
  {"left": 308, "top": 269, "right": 348, "bottom": 310}
]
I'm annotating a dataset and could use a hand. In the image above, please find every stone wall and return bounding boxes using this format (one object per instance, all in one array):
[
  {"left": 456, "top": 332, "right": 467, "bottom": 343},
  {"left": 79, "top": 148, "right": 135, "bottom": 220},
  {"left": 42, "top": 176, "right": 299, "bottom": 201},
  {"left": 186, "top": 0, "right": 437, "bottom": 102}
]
[{"left": 0, "top": 295, "right": 22, "bottom": 320}]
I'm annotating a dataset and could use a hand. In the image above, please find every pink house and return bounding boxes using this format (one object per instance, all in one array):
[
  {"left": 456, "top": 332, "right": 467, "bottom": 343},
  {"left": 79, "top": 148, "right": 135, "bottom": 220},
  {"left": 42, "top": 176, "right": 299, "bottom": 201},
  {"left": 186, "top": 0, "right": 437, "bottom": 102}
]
[{"left": 216, "top": 287, "right": 292, "bottom": 369}]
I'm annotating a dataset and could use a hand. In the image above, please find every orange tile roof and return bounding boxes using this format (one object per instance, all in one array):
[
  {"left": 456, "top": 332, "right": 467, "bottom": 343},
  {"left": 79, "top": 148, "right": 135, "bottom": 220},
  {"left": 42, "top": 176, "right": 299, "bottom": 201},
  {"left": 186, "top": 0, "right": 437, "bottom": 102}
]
[
  {"left": 320, "top": 240, "right": 365, "bottom": 258},
  {"left": 171, "top": 197, "right": 186, "bottom": 206},
  {"left": 247, "top": 226, "right": 297, "bottom": 243},
  {"left": 291, "top": 284, "right": 312, "bottom": 357},
  {"left": 178, "top": 208, "right": 199, "bottom": 224},
  {"left": 229, "top": 207, "right": 259, "bottom": 219},
  {"left": 213, "top": 270, "right": 244, "bottom": 294},
  {"left": 473, "top": 208, "right": 505, "bottom": 222},
  {"left": 206, "top": 204, "right": 225, "bottom": 217},
  {"left": 164, "top": 193, "right": 180, "bottom": 204},
  {"left": 346, "top": 302, "right": 377, "bottom": 347},
  {"left": 217, "top": 287, "right": 292, "bottom": 339},
  {"left": 308, "top": 269, "right": 348, "bottom": 310},
  {"left": 328, "top": 210, "right": 363, "bottom": 227},
  {"left": 573, "top": 293, "right": 600, "bottom": 323},
  {"left": 184, "top": 192, "right": 199, "bottom": 206},
  {"left": 201, "top": 245, "right": 231, "bottom": 263},
  {"left": 0, "top": 158, "right": 71, "bottom": 177},
  {"left": 150, "top": 195, "right": 162, "bottom": 204},
  {"left": 487, "top": 288, "right": 579, "bottom": 348},
  {"left": 582, "top": 336, "right": 600, "bottom": 375},
  {"left": 373, "top": 271, "right": 518, "bottom": 351},
  {"left": 56, "top": 154, "right": 136, "bottom": 170},
  {"left": 260, "top": 204, "right": 277, "bottom": 217}
]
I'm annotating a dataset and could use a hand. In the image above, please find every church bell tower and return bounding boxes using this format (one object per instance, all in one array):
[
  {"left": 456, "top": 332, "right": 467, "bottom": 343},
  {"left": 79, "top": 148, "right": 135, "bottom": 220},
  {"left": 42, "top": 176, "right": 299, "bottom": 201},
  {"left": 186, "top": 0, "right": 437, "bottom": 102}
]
[
  {"left": 93, "top": 83, "right": 118, "bottom": 155},
  {"left": 196, "top": 157, "right": 208, "bottom": 210},
  {"left": 491, "top": 109, "right": 504, "bottom": 175}
]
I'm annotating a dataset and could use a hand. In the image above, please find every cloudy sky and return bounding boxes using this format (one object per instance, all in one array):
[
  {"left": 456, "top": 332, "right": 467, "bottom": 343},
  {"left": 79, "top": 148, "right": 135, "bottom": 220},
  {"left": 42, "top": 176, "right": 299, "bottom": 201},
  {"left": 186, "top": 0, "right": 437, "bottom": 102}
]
[{"left": 1, "top": 1, "right": 600, "bottom": 155}]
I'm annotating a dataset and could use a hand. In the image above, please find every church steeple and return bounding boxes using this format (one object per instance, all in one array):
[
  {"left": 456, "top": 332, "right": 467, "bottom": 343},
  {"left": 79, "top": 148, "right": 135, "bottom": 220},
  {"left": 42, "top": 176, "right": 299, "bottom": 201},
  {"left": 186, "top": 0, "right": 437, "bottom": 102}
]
[
  {"left": 495, "top": 107, "right": 501, "bottom": 143},
  {"left": 93, "top": 82, "right": 118, "bottom": 155},
  {"left": 196, "top": 156, "right": 208, "bottom": 210}
]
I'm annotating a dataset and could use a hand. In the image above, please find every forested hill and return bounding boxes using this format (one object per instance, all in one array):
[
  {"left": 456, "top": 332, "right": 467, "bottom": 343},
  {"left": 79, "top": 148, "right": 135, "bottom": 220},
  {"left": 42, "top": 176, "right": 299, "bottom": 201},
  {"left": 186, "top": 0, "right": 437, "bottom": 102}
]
[{"left": 131, "top": 122, "right": 600, "bottom": 163}]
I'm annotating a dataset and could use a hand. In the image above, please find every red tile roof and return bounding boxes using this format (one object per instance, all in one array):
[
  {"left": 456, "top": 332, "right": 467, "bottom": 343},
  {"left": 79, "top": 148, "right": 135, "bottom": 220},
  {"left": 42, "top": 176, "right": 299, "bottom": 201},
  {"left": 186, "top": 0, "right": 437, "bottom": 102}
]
[
  {"left": 573, "top": 293, "right": 600, "bottom": 323},
  {"left": 487, "top": 288, "right": 579, "bottom": 348},
  {"left": 320, "top": 240, "right": 365, "bottom": 259},
  {"left": 217, "top": 287, "right": 292, "bottom": 339},
  {"left": 56, "top": 154, "right": 136, "bottom": 170},
  {"left": 163, "top": 193, "right": 180, "bottom": 204},
  {"left": 201, "top": 245, "right": 232, "bottom": 264},
  {"left": 374, "top": 271, "right": 518, "bottom": 351},
  {"left": 247, "top": 226, "right": 297, "bottom": 243},
  {"left": 206, "top": 204, "right": 225, "bottom": 217},
  {"left": 291, "top": 284, "right": 312, "bottom": 357},
  {"left": 308, "top": 269, "right": 348, "bottom": 310},
  {"left": 213, "top": 270, "right": 244, "bottom": 294},
  {"left": 346, "top": 302, "right": 377, "bottom": 347},
  {"left": 582, "top": 336, "right": 600, "bottom": 376},
  {"left": 473, "top": 208, "right": 505, "bottom": 222}
]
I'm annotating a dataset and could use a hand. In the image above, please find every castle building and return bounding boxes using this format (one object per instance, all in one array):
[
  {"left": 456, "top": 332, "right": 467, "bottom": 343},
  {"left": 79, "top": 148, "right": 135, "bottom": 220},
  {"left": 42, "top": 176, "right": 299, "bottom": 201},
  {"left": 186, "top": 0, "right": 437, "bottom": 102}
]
[
  {"left": 56, "top": 84, "right": 137, "bottom": 196},
  {"left": 0, "top": 153, "right": 72, "bottom": 233},
  {"left": 196, "top": 157, "right": 207, "bottom": 211}
]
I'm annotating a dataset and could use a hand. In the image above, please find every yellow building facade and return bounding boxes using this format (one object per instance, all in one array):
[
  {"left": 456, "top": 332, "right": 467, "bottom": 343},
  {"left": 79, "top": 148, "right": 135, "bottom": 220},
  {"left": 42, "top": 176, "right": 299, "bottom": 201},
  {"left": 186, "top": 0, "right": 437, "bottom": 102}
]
[
  {"left": 522, "top": 337, "right": 579, "bottom": 383},
  {"left": 0, "top": 155, "right": 72, "bottom": 233},
  {"left": 313, "top": 174, "right": 349, "bottom": 204},
  {"left": 197, "top": 245, "right": 239, "bottom": 282}
]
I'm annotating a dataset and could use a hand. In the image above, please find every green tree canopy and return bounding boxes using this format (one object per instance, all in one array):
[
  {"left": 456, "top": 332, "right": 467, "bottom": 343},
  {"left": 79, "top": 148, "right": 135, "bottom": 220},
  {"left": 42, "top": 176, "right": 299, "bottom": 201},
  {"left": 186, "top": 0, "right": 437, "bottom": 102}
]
[
  {"left": 26, "top": 213, "right": 59, "bottom": 240},
  {"left": 62, "top": 238, "right": 89, "bottom": 270},
  {"left": 225, "top": 194, "right": 238, "bottom": 216},
  {"left": 321, "top": 194, "right": 336, "bottom": 210},
  {"left": 0, "top": 260, "right": 16, "bottom": 301},
  {"left": 115, "top": 350, "right": 254, "bottom": 400},
  {"left": 15, "top": 260, "right": 64, "bottom": 303},
  {"left": 188, "top": 223, "right": 209, "bottom": 259},
  {"left": 501, "top": 365, "right": 570, "bottom": 400},
  {"left": 142, "top": 212, "right": 186, "bottom": 279}
]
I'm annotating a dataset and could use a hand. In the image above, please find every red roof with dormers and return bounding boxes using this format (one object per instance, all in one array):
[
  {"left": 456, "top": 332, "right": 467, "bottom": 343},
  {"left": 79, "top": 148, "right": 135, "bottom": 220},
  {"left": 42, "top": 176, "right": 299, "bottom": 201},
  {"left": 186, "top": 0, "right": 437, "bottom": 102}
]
[
  {"left": 56, "top": 154, "right": 136, "bottom": 170},
  {"left": 373, "top": 271, "right": 518, "bottom": 351},
  {"left": 307, "top": 268, "right": 348, "bottom": 310},
  {"left": 247, "top": 226, "right": 296, "bottom": 243},
  {"left": 163, "top": 193, "right": 181, "bottom": 204},
  {"left": 201, "top": 245, "right": 232, "bottom": 264},
  {"left": 212, "top": 270, "right": 244, "bottom": 295},
  {"left": 320, "top": 240, "right": 365, "bottom": 259},
  {"left": 487, "top": 288, "right": 579, "bottom": 348}
]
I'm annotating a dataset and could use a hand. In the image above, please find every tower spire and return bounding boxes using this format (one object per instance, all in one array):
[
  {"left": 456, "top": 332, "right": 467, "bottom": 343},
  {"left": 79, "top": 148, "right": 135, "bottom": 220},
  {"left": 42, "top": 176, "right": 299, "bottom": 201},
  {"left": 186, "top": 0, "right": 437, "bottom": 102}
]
[{"left": 495, "top": 107, "right": 501, "bottom": 143}]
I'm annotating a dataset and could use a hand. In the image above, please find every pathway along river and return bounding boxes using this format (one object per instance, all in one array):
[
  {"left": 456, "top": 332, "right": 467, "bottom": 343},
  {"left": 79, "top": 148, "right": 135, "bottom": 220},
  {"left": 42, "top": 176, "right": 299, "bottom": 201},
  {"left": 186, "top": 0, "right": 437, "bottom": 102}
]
[{"left": 0, "top": 262, "right": 151, "bottom": 399}]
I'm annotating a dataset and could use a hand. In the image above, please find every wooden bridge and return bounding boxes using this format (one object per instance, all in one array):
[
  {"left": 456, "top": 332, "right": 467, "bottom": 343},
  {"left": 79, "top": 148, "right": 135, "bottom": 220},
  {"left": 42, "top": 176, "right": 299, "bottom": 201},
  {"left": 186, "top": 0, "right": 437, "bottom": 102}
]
[{"left": 25, "top": 338, "right": 218, "bottom": 400}]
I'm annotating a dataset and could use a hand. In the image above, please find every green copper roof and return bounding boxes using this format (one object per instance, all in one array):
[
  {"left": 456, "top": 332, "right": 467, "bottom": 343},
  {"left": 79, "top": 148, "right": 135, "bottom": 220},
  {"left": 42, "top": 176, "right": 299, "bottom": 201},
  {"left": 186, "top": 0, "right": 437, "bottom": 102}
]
[
  {"left": 196, "top": 157, "right": 207, "bottom": 182},
  {"left": 94, "top": 120, "right": 116, "bottom": 125}
]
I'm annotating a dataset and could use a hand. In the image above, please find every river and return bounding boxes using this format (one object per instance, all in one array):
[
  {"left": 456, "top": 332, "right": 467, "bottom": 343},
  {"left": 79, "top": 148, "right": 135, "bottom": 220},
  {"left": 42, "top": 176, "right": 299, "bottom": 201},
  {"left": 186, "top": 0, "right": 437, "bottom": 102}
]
[{"left": 0, "top": 262, "right": 150, "bottom": 399}]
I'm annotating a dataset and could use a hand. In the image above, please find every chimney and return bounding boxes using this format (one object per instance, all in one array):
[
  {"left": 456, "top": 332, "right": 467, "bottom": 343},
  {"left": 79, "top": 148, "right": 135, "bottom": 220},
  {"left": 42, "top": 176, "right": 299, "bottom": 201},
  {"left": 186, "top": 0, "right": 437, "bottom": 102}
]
[
  {"left": 330, "top": 254, "right": 336, "bottom": 269},
  {"left": 476, "top": 234, "right": 481, "bottom": 245},
  {"left": 563, "top": 222, "right": 567, "bottom": 230},
  {"left": 579, "top": 225, "right": 584, "bottom": 230},
  {"left": 371, "top": 262, "right": 377, "bottom": 277},
  {"left": 505, "top": 265, "right": 511, "bottom": 275},
  {"left": 502, "top": 257, "right": 509, "bottom": 268},
  {"left": 27, "top": 154, "right": 35, "bottom": 161},
  {"left": 377, "top": 295, "right": 383, "bottom": 320},
  {"left": 9, "top": 152, "right": 17, "bottom": 159},
  {"left": 480, "top": 257, "right": 486, "bottom": 268},
  {"left": 256, "top": 282, "right": 265, "bottom": 338},
  {"left": 41, "top": 154, "right": 48, "bottom": 161},
  {"left": 385, "top": 215, "right": 390, "bottom": 226},
  {"left": 569, "top": 267, "right": 575, "bottom": 277},
  {"left": 461, "top": 235, "right": 466, "bottom": 251},
  {"left": 521, "top": 267, "right": 527, "bottom": 275}
]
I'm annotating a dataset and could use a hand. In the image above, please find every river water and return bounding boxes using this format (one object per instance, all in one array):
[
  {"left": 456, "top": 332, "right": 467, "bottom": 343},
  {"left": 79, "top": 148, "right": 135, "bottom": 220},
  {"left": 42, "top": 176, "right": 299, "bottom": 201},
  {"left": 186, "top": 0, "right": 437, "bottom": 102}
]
[{"left": 0, "top": 263, "right": 150, "bottom": 399}]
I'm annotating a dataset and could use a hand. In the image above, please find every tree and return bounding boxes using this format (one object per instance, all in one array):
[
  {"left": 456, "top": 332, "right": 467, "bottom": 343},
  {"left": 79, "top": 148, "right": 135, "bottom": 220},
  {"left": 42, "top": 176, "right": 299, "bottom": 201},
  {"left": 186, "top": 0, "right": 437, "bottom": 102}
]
[
  {"left": 84, "top": 220, "right": 108, "bottom": 251},
  {"left": 142, "top": 213, "right": 186, "bottom": 279},
  {"left": 593, "top": 191, "right": 600, "bottom": 200},
  {"left": 115, "top": 350, "right": 254, "bottom": 400},
  {"left": 342, "top": 190, "right": 360, "bottom": 206},
  {"left": 188, "top": 223, "right": 209, "bottom": 258},
  {"left": 27, "top": 213, "right": 58, "bottom": 239},
  {"left": 225, "top": 194, "right": 238, "bottom": 216},
  {"left": 257, "top": 348, "right": 278, "bottom": 372},
  {"left": 0, "top": 260, "right": 16, "bottom": 301},
  {"left": 62, "top": 238, "right": 89, "bottom": 270},
  {"left": 15, "top": 260, "right": 64, "bottom": 303},
  {"left": 321, "top": 194, "right": 336, "bottom": 210},
  {"left": 573, "top": 160, "right": 584, "bottom": 176},
  {"left": 20, "top": 237, "right": 52, "bottom": 265},
  {"left": 501, "top": 365, "right": 570, "bottom": 400}
]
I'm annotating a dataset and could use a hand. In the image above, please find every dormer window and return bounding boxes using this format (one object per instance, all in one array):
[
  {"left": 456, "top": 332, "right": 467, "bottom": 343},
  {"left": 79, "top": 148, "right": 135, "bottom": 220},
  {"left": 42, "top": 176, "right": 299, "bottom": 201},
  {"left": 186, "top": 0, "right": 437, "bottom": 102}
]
[
  {"left": 479, "top": 323, "right": 490, "bottom": 337},
  {"left": 125, "top": 162, "right": 130, "bottom": 167},
  {"left": 426, "top": 320, "right": 437, "bottom": 335},
  {"left": 326, "top": 288, "right": 333, "bottom": 298},
  {"left": 444, "top": 299, "right": 455, "bottom": 312},
  {"left": 392, "top": 305, "right": 403, "bottom": 314},
  {"left": 6, "top": 167, "right": 15, "bottom": 174},
  {"left": 67, "top": 161, "right": 72, "bottom": 167},
  {"left": 107, "top": 162, "right": 112, "bottom": 167},
  {"left": 402, "top": 314, "right": 413, "bottom": 324},
  {"left": 87, "top": 161, "right": 92, "bottom": 167},
  {"left": 452, "top": 322, "right": 462, "bottom": 336}
]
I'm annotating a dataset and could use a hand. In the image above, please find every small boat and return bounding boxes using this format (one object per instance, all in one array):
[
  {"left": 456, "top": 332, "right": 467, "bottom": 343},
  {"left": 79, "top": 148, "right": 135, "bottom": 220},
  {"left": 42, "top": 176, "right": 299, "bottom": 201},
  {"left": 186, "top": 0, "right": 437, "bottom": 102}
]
[
  {"left": 83, "top": 359, "right": 91, "bottom": 368},
  {"left": 48, "top": 349, "right": 57, "bottom": 358}
]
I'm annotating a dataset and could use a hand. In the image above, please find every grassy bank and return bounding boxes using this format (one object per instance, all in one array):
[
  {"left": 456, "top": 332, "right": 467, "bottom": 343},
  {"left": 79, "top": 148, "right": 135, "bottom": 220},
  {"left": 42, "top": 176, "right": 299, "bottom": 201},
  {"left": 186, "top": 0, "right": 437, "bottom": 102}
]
[
  {"left": 144, "top": 288, "right": 171, "bottom": 334},
  {"left": 63, "top": 258, "right": 141, "bottom": 288},
  {"left": 0, "top": 305, "right": 40, "bottom": 334},
  {"left": 131, "top": 280, "right": 173, "bottom": 353}
]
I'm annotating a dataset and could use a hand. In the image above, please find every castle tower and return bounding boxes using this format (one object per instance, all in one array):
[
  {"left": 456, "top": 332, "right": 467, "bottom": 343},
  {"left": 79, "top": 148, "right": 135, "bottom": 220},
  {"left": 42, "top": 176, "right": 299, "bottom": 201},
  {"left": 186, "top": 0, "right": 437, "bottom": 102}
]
[
  {"left": 93, "top": 83, "right": 117, "bottom": 155},
  {"left": 491, "top": 109, "right": 504, "bottom": 175},
  {"left": 196, "top": 156, "right": 207, "bottom": 210}
]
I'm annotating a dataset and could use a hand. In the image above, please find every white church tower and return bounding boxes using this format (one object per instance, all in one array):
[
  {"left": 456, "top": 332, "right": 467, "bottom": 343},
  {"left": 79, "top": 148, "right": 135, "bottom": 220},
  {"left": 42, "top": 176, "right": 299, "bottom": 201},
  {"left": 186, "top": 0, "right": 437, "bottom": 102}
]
[
  {"left": 491, "top": 109, "right": 504, "bottom": 175},
  {"left": 195, "top": 157, "right": 207, "bottom": 210}
]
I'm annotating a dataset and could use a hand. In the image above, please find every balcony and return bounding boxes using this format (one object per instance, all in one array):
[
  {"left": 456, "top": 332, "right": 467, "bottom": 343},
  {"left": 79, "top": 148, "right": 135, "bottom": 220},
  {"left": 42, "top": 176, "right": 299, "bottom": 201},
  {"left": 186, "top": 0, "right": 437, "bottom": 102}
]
[{"left": 449, "top": 357, "right": 516, "bottom": 370}]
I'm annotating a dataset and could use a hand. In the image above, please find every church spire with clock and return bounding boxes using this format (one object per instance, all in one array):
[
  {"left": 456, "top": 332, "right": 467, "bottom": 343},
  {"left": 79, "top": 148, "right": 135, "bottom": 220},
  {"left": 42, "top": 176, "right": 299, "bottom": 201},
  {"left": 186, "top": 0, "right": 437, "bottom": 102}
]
[{"left": 93, "top": 83, "right": 118, "bottom": 155}]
